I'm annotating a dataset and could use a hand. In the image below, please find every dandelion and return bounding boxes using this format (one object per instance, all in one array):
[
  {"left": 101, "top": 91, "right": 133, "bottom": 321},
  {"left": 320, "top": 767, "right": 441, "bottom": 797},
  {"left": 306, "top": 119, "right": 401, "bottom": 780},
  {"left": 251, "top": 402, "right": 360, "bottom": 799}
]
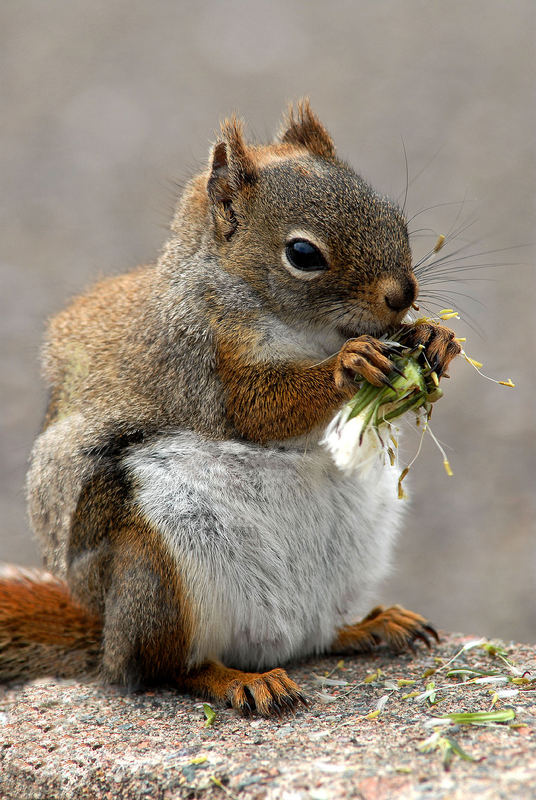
[
  {"left": 321, "top": 311, "right": 515, "bottom": 492},
  {"left": 322, "top": 403, "right": 389, "bottom": 476},
  {"left": 321, "top": 335, "right": 442, "bottom": 481}
]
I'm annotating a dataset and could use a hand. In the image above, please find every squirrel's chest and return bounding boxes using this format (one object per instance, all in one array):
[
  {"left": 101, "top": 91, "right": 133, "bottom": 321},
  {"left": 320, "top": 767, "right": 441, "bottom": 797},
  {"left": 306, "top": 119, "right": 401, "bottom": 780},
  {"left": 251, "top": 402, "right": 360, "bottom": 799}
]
[{"left": 124, "top": 432, "right": 402, "bottom": 670}]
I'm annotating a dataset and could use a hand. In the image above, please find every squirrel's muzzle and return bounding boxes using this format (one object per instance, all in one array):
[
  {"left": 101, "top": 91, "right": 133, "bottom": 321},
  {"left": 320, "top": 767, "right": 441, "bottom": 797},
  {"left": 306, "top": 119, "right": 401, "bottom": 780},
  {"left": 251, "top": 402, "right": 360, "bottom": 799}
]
[{"left": 380, "top": 274, "right": 419, "bottom": 313}]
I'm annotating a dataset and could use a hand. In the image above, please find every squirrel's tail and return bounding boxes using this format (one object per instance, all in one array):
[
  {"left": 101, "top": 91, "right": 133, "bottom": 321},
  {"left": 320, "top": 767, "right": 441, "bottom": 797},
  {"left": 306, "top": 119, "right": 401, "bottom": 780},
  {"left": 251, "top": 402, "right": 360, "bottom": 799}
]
[{"left": 0, "top": 565, "right": 102, "bottom": 681}]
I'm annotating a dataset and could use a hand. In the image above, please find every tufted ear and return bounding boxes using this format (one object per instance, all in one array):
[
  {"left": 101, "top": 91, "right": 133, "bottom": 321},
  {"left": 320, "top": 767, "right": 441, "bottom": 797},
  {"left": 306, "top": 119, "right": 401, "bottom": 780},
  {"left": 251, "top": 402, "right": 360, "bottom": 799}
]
[
  {"left": 278, "top": 99, "right": 336, "bottom": 160},
  {"left": 207, "top": 117, "right": 258, "bottom": 240}
]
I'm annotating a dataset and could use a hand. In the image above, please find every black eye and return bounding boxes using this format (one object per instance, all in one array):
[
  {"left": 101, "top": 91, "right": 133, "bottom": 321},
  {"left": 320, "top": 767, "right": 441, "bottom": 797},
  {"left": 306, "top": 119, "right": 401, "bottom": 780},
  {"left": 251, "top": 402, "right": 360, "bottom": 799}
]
[{"left": 285, "top": 239, "right": 328, "bottom": 272}]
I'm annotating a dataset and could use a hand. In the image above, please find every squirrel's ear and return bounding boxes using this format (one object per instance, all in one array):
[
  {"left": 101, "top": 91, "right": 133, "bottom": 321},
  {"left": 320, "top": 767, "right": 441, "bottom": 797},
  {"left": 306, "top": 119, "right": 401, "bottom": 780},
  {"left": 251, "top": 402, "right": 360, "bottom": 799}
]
[
  {"left": 207, "top": 117, "right": 257, "bottom": 239},
  {"left": 278, "top": 99, "right": 336, "bottom": 160}
]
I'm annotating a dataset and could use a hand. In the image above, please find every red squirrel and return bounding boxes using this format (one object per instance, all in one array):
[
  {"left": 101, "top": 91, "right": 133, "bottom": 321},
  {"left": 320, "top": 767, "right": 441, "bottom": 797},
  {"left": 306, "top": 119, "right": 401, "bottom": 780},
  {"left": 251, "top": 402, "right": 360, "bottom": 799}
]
[{"left": 0, "top": 102, "right": 460, "bottom": 716}]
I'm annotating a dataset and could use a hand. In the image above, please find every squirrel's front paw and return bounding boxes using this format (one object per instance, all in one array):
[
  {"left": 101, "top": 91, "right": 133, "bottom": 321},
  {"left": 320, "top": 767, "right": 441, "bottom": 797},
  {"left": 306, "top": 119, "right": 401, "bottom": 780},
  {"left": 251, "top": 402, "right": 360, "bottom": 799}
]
[
  {"left": 400, "top": 322, "right": 461, "bottom": 377},
  {"left": 334, "top": 336, "right": 396, "bottom": 390}
]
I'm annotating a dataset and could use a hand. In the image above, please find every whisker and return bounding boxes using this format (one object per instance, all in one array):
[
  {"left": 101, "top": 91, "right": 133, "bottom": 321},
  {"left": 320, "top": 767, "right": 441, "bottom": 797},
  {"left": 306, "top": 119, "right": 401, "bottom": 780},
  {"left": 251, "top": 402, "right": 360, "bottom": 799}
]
[
  {"left": 406, "top": 200, "right": 467, "bottom": 226},
  {"left": 416, "top": 298, "right": 484, "bottom": 338},
  {"left": 418, "top": 288, "right": 485, "bottom": 307},
  {"left": 418, "top": 290, "right": 486, "bottom": 334},
  {"left": 408, "top": 227, "right": 441, "bottom": 237},
  {"left": 398, "top": 142, "right": 446, "bottom": 201},
  {"left": 400, "top": 137, "right": 409, "bottom": 216},
  {"left": 419, "top": 276, "right": 498, "bottom": 286},
  {"left": 444, "top": 188, "right": 470, "bottom": 241},
  {"left": 414, "top": 226, "right": 479, "bottom": 272},
  {"left": 418, "top": 242, "right": 527, "bottom": 272},
  {"left": 417, "top": 261, "right": 521, "bottom": 279}
]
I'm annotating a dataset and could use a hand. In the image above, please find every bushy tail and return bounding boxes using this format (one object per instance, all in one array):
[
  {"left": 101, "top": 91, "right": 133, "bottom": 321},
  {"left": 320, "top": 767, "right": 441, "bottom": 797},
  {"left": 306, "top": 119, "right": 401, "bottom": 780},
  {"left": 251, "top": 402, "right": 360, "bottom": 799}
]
[{"left": 0, "top": 565, "right": 102, "bottom": 681}]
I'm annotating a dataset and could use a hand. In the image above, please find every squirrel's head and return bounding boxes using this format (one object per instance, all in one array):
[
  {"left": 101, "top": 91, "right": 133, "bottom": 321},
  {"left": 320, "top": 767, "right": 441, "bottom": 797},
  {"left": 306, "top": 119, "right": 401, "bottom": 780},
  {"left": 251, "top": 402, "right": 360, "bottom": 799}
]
[{"left": 173, "top": 100, "right": 417, "bottom": 339}]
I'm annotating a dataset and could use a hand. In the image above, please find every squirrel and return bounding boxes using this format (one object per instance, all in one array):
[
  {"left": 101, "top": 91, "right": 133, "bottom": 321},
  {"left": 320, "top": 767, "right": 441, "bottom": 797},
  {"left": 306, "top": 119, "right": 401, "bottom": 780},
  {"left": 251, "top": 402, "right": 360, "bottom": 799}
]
[{"left": 0, "top": 101, "right": 460, "bottom": 716}]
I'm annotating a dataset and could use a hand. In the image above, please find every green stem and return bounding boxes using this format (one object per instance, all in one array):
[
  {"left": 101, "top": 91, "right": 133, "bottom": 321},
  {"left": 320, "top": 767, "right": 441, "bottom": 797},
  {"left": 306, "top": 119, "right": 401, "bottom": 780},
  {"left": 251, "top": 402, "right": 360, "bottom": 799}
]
[
  {"left": 382, "top": 391, "right": 427, "bottom": 422},
  {"left": 358, "top": 397, "right": 383, "bottom": 444},
  {"left": 347, "top": 383, "right": 382, "bottom": 420}
]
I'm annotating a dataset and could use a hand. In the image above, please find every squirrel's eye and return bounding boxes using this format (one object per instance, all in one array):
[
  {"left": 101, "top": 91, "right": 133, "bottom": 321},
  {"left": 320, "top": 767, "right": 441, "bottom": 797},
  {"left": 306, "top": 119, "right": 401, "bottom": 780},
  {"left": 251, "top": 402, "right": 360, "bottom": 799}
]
[{"left": 285, "top": 239, "right": 328, "bottom": 272}]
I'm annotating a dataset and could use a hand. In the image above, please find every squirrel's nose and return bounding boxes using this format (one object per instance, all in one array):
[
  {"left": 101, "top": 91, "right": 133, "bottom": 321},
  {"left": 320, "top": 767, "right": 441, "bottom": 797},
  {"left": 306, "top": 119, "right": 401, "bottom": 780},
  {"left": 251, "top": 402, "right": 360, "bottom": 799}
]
[{"left": 383, "top": 274, "right": 418, "bottom": 312}]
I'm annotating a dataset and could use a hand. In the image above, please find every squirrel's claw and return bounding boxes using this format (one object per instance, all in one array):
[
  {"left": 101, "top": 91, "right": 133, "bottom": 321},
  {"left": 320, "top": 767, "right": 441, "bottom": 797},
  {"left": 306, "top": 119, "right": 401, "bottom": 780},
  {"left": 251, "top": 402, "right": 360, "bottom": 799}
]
[
  {"left": 181, "top": 661, "right": 306, "bottom": 718},
  {"left": 399, "top": 322, "right": 462, "bottom": 378},
  {"left": 226, "top": 668, "right": 306, "bottom": 717},
  {"left": 336, "top": 335, "right": 397, "bottom": 389},
  {"left": 332, "top": 604, "right": 440, "bottom": 655}
]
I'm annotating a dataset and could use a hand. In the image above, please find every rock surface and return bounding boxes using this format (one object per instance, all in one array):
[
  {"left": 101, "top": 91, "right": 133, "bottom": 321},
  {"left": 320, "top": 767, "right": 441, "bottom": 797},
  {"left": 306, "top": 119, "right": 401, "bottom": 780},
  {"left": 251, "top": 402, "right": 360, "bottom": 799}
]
[{"left": 1, "top": 634, "right": 535, "bottom": 800}]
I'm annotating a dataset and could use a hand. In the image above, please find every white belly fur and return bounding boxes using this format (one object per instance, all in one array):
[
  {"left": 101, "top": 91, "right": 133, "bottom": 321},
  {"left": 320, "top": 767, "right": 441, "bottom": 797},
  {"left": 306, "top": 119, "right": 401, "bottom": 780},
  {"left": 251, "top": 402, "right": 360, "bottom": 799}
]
[{"left": 124, "top": 432, "right": 403, "bottom": 670}]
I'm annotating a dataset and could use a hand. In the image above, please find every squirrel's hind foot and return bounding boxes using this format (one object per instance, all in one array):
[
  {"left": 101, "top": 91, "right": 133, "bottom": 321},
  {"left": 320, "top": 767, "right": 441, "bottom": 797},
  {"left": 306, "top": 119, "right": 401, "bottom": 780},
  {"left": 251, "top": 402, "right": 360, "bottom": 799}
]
[
  {"left": 180, "top": 660, "right": 307, "bottom": 717},
  {"left": 332, "top": 604, "right": 439, "bottom": 655}
]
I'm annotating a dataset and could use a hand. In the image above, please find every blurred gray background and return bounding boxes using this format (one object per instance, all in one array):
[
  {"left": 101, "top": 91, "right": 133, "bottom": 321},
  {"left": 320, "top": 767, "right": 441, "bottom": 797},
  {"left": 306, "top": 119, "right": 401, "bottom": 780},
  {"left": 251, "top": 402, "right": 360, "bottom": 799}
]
[{"left": 1, "top": 1, "right": 534, "bottom": 642}]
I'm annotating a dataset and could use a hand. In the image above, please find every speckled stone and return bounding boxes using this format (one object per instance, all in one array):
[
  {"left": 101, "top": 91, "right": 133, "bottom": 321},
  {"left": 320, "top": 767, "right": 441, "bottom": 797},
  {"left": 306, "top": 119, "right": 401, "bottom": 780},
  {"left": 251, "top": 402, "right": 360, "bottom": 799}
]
[{"left": 1, "top": 634, "right": 535, "bottom": 799}]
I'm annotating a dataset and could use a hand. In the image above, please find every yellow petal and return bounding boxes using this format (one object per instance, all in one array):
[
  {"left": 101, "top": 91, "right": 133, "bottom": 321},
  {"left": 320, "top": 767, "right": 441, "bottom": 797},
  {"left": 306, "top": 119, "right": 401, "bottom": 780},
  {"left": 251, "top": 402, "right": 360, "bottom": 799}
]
[
  {"left": 398, "top": 467, "right": 410, "bottom": 499},
  {"left": 434, "top": 235, "right": 446, "bottom": 252},
  {"left": 465, "top": 356, "right": 483, "bottom": 369}
]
